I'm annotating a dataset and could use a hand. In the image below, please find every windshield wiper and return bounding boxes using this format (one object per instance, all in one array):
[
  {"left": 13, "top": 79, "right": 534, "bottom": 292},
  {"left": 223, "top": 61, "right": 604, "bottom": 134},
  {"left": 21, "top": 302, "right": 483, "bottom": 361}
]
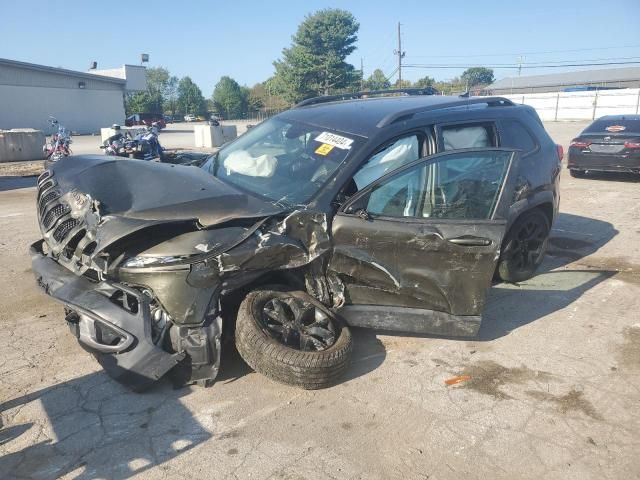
[{"left": 273, "top": 195, "right": 307, "bottom": 211}]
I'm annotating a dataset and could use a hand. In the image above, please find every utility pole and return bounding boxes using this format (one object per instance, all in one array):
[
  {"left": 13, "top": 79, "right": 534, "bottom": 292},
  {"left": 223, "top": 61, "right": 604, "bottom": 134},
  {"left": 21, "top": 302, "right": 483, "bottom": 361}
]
[
  {"left": 517, "top": 55, "right": 525, "bottom": 76},
  {"left": 394, "top": 22, "right": 405, "bottom": 85},
  {"left": 360, "top": 57, "right": 364, "bottom": 90}
]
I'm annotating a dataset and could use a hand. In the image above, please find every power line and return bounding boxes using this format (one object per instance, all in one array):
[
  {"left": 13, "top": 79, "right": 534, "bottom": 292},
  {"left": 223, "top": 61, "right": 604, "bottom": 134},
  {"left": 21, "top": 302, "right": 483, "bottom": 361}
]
[
  {"left": 405, "top": 56, "right": 640, "bottom": 67},
  {"left": 403, "top": 44, "right": 640, "bottom": 59},
  {"left": 384, "top": 67, "right": 399, "bottom": 82},
  {"left": 403, "top": 61, "right": 640, "bottom": 69}
]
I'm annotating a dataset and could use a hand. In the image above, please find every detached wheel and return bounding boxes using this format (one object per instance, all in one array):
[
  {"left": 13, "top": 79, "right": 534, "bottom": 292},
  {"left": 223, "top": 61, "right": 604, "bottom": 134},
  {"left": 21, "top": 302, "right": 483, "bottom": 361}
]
[
  {"left": 497, "top": 210, "right": 550, "bottom": 283},
  {"left": 569, "top": 169, "right": 586, "bottom": 178},
  {"left": 235, "top": 289, "right": 352, "bottom": 389}
]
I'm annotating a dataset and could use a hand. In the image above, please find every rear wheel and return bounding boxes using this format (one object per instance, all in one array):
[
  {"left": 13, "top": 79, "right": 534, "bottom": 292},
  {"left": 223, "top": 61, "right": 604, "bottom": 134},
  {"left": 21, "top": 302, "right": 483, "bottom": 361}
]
[
  {"left": 235, "top": 288, "right": 352, "bottom": 389},
  {"left": 497, "top": 210, "right": 550, "bottom": 283},
  {"left": 569, "top": 169, "right": 586, "bottom": 178}
]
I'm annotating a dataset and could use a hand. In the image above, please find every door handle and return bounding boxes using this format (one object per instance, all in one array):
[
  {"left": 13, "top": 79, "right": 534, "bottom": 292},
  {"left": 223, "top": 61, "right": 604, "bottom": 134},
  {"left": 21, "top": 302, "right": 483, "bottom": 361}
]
[{"left": 447, "top": 235, "right": 492, "bottom": 247}]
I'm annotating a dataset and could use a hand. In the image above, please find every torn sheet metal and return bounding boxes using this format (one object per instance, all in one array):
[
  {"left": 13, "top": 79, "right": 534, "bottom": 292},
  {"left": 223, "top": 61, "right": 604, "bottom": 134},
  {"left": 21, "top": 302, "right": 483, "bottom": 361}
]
[
  {"left": 329, "top": 214, "right": 506, "bottom": 317},
  {"left": 216, "top": 211, "right": 331, "bottom": 274},
  {"left": 48, "top": 154, "right": 284, "bottom": 228}
]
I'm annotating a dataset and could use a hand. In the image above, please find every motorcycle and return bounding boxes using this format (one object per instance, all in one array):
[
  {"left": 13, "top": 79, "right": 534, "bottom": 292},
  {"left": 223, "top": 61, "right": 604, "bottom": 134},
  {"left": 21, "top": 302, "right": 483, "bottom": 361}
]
[
  {"left": 43, "top": 117, "right": 72, "bottom": 162},
  {"left": 100, "top": 125, "right": 133, "bottom": 157},
  {"left": 100, "top": 124, "right": 163, "bottom": 160},
  {"left": 134, "top": 123, "right": 163, "bottom": 160}
]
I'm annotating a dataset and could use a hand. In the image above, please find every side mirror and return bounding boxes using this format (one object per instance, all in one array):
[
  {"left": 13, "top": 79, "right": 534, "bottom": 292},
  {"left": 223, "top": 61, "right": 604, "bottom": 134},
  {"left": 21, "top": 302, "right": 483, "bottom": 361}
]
[{"left": 343, "top": 193, "right": 369, "bottom": 215}]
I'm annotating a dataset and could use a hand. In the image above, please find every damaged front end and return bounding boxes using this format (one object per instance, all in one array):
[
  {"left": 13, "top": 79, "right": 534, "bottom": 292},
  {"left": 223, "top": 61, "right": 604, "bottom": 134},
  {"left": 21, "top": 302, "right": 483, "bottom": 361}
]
[
  {"left": 30, "top": 161, "right": 336, "bottom": 390},
  {"left": 32, "top": 240, "right": 191, "bottom": 390}
]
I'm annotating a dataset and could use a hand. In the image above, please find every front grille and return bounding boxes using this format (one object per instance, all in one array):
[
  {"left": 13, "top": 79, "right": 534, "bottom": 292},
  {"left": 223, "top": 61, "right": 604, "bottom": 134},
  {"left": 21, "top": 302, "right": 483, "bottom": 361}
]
[
  {"left": 83, "top": 269, "right": 100, "bottom": 282},
  {"left": 53, "top": 218, "right": 80, "bottom": 242},
  {"left": 38, "top": 190, "right": 61, "bottom": 214},
  {"left": 38, "top": 179, "right": 54, "bottom": 196},
  {"left": 42, "top": 203, "right": 70, "bottom": 230},
  {"left": 37, "top": 170, "right": 52, "bottom": 186}
]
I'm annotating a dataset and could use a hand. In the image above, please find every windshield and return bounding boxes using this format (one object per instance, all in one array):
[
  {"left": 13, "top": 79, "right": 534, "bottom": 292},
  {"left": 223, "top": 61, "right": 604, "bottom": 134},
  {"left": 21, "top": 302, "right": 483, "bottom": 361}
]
[{"left": 201, "top": 118, "right": 359, "bottom": 206}]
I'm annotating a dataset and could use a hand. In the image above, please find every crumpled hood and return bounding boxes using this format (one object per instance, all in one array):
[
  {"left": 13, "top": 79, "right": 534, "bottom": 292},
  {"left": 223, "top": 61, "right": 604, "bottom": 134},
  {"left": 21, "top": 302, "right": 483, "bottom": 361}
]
[{"left": 50, "top": 155, "right": 283, "bottom": 227}]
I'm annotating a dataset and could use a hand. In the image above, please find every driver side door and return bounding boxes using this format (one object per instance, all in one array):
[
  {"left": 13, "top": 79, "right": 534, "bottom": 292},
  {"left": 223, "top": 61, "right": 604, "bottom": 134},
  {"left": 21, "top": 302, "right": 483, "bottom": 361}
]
[{"left": 329, "top": 148, "right": 520, "bottom": 337}]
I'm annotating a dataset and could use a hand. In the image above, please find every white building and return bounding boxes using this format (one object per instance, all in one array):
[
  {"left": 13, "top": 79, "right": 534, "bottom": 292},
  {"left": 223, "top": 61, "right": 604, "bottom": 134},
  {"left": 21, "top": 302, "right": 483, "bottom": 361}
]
[
  {"left": 0, "top": 58, "right": 145, "bottom": 134},
  {"left": 484, "top": 67, "right": 640, "bottom": 95},
  {"left": 88, "top": 64, "right": 147, "bottom": 92}
]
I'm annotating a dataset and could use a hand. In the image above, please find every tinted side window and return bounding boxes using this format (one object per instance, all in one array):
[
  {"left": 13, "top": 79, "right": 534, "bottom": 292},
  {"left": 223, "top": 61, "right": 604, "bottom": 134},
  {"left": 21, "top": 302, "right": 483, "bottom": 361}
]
[
  {"left": 441, "top": 123, "right": 496, "bottom": 151},
  {"left": 362, "top": 150, "right": 512, "bottom": 220},
  {"left": 499, "top": 120, "right": 537, "bottom": 153}
]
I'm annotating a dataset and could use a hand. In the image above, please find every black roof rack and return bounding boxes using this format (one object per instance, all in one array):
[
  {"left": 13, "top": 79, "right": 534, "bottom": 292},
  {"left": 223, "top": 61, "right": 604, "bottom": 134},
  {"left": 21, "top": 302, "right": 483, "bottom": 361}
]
[
  {"left": 295, "top": 87, "right": 438, "bottom": 108},
  {"left": 376, "top": 96, "right": 515, "bottom": 128}
]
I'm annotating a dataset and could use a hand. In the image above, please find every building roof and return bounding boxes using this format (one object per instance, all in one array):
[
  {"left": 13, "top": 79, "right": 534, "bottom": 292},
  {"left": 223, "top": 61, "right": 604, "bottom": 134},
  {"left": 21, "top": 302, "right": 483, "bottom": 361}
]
[
  {"left": 279, "top": 95, "right": 513, "bottom": 137},
  {"left": 486, "top": 67, "right": 640, "bottom": 90},
  {"left": 0, "top": 58, "right": 126, "bottom": 85}
]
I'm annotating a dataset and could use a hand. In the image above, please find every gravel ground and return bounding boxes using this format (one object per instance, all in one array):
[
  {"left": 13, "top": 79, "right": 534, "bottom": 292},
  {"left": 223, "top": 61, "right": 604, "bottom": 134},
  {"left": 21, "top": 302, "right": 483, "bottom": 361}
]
[{"left": 1, "top": 121, "right": 639, "bottom": 480}]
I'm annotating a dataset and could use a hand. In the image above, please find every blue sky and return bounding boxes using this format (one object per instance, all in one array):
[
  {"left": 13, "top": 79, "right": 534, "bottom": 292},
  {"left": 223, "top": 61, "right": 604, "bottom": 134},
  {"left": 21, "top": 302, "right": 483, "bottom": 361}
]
[{"left": 2, "top": 0, "right": 639, "bottom": 94}]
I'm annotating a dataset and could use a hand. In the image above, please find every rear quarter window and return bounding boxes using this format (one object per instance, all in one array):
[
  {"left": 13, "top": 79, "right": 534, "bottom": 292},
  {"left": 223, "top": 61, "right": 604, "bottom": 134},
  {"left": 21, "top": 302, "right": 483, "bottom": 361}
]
[
  {"left": 499, "top": 119, "right": 537, "bottom": 154},
  {"left": 439, "top": 123, "right": 496, "bottom": 151}
]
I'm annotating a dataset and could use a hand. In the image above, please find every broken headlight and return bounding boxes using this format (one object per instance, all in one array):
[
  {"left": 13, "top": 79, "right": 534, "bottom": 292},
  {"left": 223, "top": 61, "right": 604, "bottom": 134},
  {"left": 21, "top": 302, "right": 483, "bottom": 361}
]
[
  {"left": 140, "top": 289, "right": 171, "bottom": 346},
  {"left": 121, "top": 255, "right": 191, "bottom": 268}
]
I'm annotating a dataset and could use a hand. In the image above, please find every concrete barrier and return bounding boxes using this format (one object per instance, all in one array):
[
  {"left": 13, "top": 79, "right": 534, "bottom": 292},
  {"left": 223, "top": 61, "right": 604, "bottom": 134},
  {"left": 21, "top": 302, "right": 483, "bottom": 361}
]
[
  {"left": 0, "top": 129, "right": 45, "bottom": 162},
  {"left": 193, "top": 125, "right": 237, "bottom": 148}
]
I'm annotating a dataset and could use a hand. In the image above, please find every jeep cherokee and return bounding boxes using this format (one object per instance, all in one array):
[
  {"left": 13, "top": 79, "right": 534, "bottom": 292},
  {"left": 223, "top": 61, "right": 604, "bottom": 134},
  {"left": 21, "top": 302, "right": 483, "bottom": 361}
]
[{"left": 31, "top": 90, "right": 562, "bottom": 390}]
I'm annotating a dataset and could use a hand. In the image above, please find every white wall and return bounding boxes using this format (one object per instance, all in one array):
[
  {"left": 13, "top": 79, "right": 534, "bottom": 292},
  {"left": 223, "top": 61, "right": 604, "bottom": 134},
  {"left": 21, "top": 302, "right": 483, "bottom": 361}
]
[
  {"left": 501, "top": 88, "right": 640, "bottom": 121},
  {"left": 0, "top": 84, "right": 125, "bottom": 134},
  {"left": 90, "top": 65, "right": 146, "bottom": 92}
]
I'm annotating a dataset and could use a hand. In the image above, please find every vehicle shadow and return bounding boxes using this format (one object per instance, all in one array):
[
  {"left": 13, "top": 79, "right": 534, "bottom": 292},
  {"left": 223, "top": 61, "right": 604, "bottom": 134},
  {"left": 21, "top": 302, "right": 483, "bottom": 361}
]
[
  {"left": 478, "top": 269, "right": 615, "bottom": 341},
  {"left": 0, "top": 372, "right": 211, "bottom": 479},
  {"left": 342, "top": 329, "right": 387, "bottom": 383},
  {"left": 217, "top": 327, "right": 387, "bottom": 385},
  {"left": 575, "top": 171, "right": 640, "bottom": 183},
  {"left": 0, "top": 176, "right": 37, "bottom": 192},
  {"left": 474, "top": 210, "right": 619, "bottom": 340}
]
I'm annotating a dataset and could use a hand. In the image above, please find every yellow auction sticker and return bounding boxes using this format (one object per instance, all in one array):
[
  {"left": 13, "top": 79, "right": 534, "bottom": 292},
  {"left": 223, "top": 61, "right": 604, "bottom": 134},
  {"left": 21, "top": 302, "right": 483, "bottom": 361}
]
[{"left": 315, "top": 143, "right": 335, "bottom": 156}]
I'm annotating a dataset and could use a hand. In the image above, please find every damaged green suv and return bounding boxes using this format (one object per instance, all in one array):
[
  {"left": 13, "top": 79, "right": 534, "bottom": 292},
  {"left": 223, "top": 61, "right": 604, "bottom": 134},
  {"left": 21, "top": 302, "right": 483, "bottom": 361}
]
[{"left": 31, "top": 90, "right": 561, "bottom": 390}]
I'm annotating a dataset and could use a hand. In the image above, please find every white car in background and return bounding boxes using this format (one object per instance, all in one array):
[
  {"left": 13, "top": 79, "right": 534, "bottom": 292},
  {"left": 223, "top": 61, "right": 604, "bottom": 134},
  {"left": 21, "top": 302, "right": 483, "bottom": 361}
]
[{"left": 184, "top": 114, "right": 196, "bottom": 122}]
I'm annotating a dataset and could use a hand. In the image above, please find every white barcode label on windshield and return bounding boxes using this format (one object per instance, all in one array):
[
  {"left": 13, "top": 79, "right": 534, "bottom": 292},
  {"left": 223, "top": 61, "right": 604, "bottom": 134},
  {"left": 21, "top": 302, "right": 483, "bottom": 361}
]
[{"left": 315, "top": 132, "right": 353, "bottom": 150}]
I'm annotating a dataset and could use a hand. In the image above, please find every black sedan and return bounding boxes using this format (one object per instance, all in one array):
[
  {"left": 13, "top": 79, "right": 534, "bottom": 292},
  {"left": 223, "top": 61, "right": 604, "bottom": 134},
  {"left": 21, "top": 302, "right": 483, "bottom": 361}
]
[{"left": 568, "top": 115, "right": 640, "bottom": 177}]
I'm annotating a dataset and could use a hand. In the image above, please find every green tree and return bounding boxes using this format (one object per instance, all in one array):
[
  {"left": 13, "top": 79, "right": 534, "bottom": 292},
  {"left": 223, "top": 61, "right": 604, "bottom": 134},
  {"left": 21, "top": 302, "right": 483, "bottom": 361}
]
[
  {"left": 394, "top": 79, "right": 413, "bottom": 89},
  {"left": 460, "top": 67, "right": 495, "bottom": 88},
  {"left": 414, "top": 75, "right": 435, "bottom": 88},
  {"left": 212, "top": 76, "right": 246, "bottom": 119},
  {"left": 125, "top": 67, "right": 179, "bottom": 115},
  {"left": 246, "top": 83, "right": 266, "bottom": 113},
  {"left": 177, "top": 76, "right": 206, "bottom": 116},
  {"left": 365, "top": 69, "right": 390, "bottom": 90},
  {"left": 273, "top": 9, "right": 360, "bottom": 103},
  {"left": 163, "top": 75, "right": 179, "bottom": 115}
]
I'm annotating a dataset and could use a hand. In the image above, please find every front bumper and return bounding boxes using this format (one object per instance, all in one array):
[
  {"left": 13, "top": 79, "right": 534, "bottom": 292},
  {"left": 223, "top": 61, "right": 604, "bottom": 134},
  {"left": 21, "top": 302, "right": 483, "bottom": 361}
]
[
  {"left": 30, "top": 239, "right": 184, "bottom": 390},
  {"left": 568, "top": 152, "right": 640, "bottom": 173}
]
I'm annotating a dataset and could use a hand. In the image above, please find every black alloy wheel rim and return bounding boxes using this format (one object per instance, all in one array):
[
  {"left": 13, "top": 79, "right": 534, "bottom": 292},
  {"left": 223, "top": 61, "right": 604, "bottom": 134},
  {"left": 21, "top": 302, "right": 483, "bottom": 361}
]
[
  {"left": 505, "top": 216, "right": 548, "bottom": 271},
  {"left": 260, "top": 296, "right": 336, "bottom": 352}
]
